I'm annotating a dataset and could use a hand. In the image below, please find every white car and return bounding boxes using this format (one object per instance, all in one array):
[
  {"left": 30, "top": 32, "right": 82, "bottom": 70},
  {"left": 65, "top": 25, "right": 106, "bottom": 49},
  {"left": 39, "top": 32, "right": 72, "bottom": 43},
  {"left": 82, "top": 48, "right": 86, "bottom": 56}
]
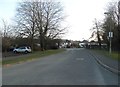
[{"left": 13, "top": 46, "right": 32, "bottom": 53}]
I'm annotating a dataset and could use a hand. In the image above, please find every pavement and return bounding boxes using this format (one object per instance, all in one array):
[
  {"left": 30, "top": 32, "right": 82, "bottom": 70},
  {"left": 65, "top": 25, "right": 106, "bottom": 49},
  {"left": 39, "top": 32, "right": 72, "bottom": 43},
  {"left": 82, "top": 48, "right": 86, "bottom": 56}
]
[
  {"left": 87, "top": 50, "right": 120, "bottom": 75},
  {"left": 2, "top": 48, "right": 119, "bottom": 85}
]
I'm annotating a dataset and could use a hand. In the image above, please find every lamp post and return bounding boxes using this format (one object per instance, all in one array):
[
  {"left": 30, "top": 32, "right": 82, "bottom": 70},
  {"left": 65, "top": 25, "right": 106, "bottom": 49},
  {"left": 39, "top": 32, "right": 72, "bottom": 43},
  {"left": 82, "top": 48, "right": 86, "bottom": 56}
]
[
  {"left": 118, "top": 1, "right": 120, "bottom": 30},
  {"left": 118, "top": 1, "right": 120, "bottom": 51},
  {"left": 104, "top": 12, "right": 113, "bottom": 54}
]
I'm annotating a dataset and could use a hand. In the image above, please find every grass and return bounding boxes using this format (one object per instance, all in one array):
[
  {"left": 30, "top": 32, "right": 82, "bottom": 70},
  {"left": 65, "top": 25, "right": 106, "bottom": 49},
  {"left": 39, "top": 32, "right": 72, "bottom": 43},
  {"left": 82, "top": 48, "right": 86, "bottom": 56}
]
[
  {"left": 0, "top": 61, "right": 1, "bottom": 65},
  {"left": 91, "top": 49, "right": 120, "bottom": 61},
  {"left": 2, "top": 49, "right": 66, "bottom": 65},
  {"left": 109, "top": 51, "right": 120, "bottom": 60}
]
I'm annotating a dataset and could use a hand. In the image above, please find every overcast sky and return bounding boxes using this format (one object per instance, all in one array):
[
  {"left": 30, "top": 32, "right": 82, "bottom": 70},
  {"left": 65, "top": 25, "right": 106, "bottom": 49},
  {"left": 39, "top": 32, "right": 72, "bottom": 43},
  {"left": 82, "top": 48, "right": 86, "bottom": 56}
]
[{"left": 0, "top": 0, "right": 117, "bottom": 41}]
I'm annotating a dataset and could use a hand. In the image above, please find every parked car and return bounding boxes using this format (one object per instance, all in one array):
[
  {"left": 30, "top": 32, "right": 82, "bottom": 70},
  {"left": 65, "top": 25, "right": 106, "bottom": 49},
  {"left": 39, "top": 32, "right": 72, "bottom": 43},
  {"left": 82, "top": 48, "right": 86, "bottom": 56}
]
[{"left": 13, "top": 46, "right": 32, "bottom": 53}]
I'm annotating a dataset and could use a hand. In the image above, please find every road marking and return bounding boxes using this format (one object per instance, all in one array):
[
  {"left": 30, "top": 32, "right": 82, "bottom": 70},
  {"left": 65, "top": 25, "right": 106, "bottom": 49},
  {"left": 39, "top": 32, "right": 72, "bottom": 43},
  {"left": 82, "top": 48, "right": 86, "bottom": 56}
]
[{"left": 76, "top": 58, "right": 84, "bottom": 61}]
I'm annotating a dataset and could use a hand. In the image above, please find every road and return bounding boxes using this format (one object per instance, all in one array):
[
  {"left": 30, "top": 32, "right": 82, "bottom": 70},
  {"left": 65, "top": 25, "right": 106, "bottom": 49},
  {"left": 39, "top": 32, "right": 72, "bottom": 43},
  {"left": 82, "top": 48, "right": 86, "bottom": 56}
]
[{"left": 2, "top": 48, "right": 119, "bottom": 85}]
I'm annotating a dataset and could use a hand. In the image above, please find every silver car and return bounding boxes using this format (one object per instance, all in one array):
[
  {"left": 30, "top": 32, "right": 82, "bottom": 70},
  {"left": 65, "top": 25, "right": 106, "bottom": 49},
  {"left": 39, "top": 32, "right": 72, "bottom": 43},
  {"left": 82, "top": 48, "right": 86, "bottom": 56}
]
[{"left": 13, "top": 46, "right": 32, "bottom": 53}]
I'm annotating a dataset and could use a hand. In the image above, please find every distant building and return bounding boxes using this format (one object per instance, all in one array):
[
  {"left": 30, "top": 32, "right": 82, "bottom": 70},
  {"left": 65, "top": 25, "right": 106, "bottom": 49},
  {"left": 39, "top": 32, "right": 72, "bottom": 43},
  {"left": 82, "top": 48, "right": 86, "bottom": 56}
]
[
  {"left": 79, "top": 40, "right": 89, "bottom": 48},
  {"left": 87, "top": 41, "right": 107, "bottom": 49}
]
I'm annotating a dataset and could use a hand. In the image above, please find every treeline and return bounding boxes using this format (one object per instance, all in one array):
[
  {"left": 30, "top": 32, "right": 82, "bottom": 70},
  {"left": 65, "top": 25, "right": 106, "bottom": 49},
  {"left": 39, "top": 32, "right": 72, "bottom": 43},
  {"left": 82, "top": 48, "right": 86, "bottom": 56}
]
[
  {"left": 0, "top": 1, "right": 66, "bottom": 52},
  {"left": 90, "top": 1, "right": 120, "bottom": 51}
]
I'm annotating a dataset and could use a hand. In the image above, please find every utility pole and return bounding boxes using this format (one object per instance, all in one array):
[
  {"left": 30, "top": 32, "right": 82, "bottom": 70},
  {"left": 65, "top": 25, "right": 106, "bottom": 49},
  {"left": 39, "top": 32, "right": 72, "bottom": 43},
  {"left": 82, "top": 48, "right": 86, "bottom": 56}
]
[
  {"left": 118, "top": 1, "right": 120, "bottom": 27},
  {"left": 104, "top": 12, "right": 113, "bottom": 54},
  {"left": 118, "top": 1, "right": 120, "bottom": 51},
  {"left": 118, "top": 1, "right": 120, "bottom": 14}
]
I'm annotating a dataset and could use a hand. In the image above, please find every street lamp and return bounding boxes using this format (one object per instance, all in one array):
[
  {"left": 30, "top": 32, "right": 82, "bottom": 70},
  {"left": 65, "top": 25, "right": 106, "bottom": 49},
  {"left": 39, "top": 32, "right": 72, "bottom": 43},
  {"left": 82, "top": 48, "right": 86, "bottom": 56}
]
[
  {"left": 118, "top": 1, "right": 120, "bottom": 28},
  {"left": 104, "top": 12, "right": 113, "bottom": 54}
]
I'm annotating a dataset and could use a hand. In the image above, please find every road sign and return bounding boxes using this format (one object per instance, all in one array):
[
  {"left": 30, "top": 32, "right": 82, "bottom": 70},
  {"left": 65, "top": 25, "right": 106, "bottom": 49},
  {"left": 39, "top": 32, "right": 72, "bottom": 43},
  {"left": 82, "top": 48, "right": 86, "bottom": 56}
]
[{"left": 109, "top": 32, "right": 113, "bottom": 38}]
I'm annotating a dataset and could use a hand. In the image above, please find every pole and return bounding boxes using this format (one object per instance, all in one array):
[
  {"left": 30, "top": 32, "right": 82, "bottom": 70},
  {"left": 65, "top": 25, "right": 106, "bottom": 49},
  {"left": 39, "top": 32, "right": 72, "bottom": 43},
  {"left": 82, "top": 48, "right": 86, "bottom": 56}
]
[
  {"left": 109, "top": 16, "right": 112, "bottom": 54},
  {"left": 118, "top": 1, "right": 120, "bottom": 52},
  {"left": 109, "top": 34, "right": 112, "bottom": 53},
  {"left": 104, "top": 12, "right": 113, "bottom": 54}
]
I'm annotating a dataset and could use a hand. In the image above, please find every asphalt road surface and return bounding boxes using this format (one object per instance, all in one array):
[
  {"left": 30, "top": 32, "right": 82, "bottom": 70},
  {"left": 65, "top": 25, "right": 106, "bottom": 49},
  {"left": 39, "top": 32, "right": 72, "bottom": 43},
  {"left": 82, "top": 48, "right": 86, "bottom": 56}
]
[{"left": 2, "top": 48, "right": 119, "bottom": 85}]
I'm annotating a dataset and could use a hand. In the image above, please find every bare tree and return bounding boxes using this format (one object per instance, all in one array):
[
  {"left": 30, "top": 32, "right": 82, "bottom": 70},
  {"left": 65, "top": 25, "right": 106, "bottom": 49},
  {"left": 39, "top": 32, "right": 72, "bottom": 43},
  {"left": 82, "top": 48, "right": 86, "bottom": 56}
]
[
  {"left": 90, "top": 19, "right": 103, "bottom": 49},
  {"left": 102, "top": 1, "right": 120, "bottom": 51},
  {"left": 1, "top": 19, "right": 13, "bottom": 52},
  {"left": 16, "top": 1, "right": 38, "bottom": 50},
  {"left": 16, "top": 0, "right": 66, "bottom": 51},
  {"left": 34, "top": 1, "right": 65, "bottom": 50}
]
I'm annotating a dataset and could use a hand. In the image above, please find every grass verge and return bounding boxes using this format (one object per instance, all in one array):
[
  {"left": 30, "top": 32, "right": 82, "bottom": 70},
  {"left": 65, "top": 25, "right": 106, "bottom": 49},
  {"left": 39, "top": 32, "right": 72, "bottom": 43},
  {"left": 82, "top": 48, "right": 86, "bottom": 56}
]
[
  {"left": 91, "top": 49, "right": 120, "bottom": 61},
  {"left": 0, "top": 61, "right": 1, "bottom": 65},
  {"left": 2, "top": 49, "right": 65, "bottom": 66}
]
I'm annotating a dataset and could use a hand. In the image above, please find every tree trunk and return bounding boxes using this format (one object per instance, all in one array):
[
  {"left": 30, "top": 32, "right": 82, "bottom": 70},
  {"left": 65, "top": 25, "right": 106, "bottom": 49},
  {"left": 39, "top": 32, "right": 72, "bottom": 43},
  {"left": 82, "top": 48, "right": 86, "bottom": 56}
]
[
  {"left": 95, "top": 20, "right": 101, "bottom": 49},
  {"left": 39, "top": 34, "right": 45, "bottom": 51},
  {"left": 30, "top": 37, "right": 34, "bottom": 51},
  {"left": 97, "top": 32, "right": 101, "bottom": 49}
]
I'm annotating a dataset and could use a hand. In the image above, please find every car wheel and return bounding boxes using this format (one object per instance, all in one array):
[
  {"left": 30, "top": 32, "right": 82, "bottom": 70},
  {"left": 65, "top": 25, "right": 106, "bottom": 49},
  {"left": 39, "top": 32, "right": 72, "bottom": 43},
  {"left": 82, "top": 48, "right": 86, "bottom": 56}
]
[
  {"left": 25, "top": 51, "right": 28, "bottom": 54},
  {"left": 14, "top": 51, "right": 17, "bottom": 53}
]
